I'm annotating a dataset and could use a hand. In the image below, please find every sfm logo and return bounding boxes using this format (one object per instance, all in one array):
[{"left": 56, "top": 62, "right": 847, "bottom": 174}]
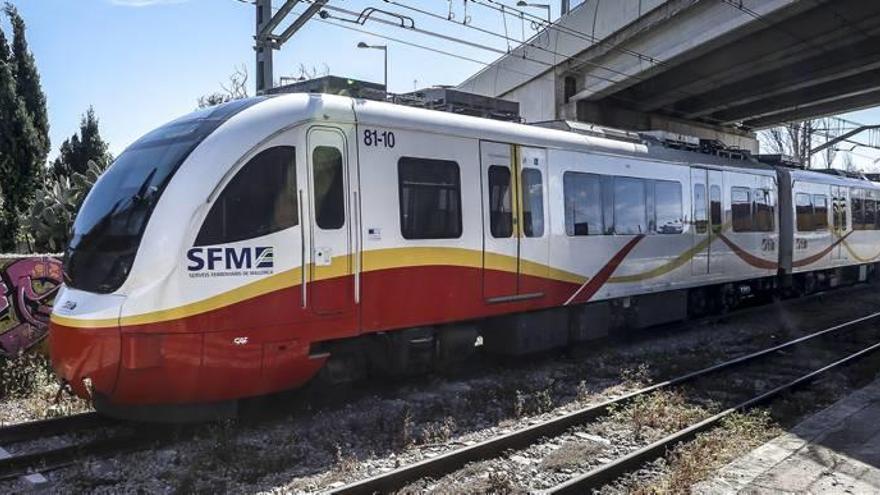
[{"left": 187, "top": 246, "right": 274, "bottom": 271}]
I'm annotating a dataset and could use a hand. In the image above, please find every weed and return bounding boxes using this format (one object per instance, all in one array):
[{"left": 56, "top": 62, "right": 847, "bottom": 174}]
[
  {"left": 611, "top": 391, "right": 705, "bottom": 441},
  {"left": 513, "top": 388, "right": 555, "bottom": 418},
  {"left": 620, "top": 363, "right": 652, "bottom": 388},
  {"left": 633, "top": 410, "right": 780, "bottom": 493},
  {"left": 421, "top": 416, "right": 457, "bottom": 444},
  {"left": 0, "top": 352, "right": 55, "bottom": 399},
  {"left": 541, "top": 440, "right": 606, "bottom": 470}
]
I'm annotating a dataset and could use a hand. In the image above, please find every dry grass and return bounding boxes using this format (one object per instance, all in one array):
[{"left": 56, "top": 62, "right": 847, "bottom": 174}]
[
  {"left": 0, "top": 352, "right": 90, "bottom": 421},
  {"left": 541, "top": 440, "right": 606, "bottom": 470},
  {"left": 610, "top": 391, "right": 707, "bottom": 441},
  {"left": 631, "top": 410, "right": 781, "bottom": 494}
]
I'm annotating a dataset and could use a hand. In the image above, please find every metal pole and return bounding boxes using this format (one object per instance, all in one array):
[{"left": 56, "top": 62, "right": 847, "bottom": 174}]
[
  {"left": 256, "top": 0, "right": 274, "bottom": 94},
  {"left": 561, "top": 0, "right": 570, "bottom": 15},
  {"left": 383, "top": 47, "right": 388, "bottom": 92}
]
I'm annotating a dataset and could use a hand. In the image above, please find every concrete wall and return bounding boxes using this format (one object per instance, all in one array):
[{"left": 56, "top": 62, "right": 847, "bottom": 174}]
[{"left": 0, "top": 255, "right": 62, "bottom": 356}]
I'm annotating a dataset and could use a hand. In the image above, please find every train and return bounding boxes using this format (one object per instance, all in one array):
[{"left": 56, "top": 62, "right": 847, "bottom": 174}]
[{"left": 49, "top": 93, "right": 880, "bottom": 421}]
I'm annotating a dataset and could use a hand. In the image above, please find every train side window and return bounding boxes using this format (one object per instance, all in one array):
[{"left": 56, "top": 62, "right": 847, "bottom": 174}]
[
  {"left": 834, "top": 194, "right": 847, "bottom": 231},
  {"left": 521, "top": 168, "right": 544, "bottom": 237},
  {"left": 398, "top": 157, "right": 462, "bottom": 240},
  {"left": 601, "top": 176, "right": 615, "bottom": 234},
  {"left": 488, "top": 166, "right": 513, "bottom": 238},
  {"left": 709, "top": 185, "right": 722, "bottom": 232},
  {"left": 753, "top": 188, "right": 774, "bottom": 232},
  {"left": 796, "top": 193, "right": 813, "bottom": 231},
  {"left": 693, "top": 184, "right": 707, "bottom": 234},
  {"left": 563, "top": 172, "right": 603, "bottom": 236},
  {"left": 195, "top": 146, "right": 298, "bottom": 246},
  {"left": 812, "top": 195, "right": 828, "bottom": 230},
  {"left": 866, "top": 198, "right": 876, "bottom": 230},
  {"left": 731, "top": 187, "right": 752, "bottom": 232},
  {"left": 654, "top": 180, "right": 683, "bottom": 234},
  {"left": 852, "top": 188, "right": 865, "bottom": 230},
  {"left": 312, "top": 146, "right": 345, "bottom": 230},
  {"left": 613, "top": 177, "right": 647, "bottom": 235}
]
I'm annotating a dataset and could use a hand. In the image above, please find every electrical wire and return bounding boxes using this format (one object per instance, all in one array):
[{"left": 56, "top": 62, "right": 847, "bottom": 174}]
[
  {"left": 247, "top": 0, "right": 868, "bottom": 133},
  {"left": 232, "top": 0, "right": 542, "bottom": 81}
]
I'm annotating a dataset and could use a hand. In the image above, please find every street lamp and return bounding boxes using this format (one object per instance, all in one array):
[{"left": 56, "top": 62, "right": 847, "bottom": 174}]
[
  {"left": 357, "top": 41, "right": 388, "bottom": 92},
  {"left": 516, "top": 1, "right": 551, "bottom": 22}
]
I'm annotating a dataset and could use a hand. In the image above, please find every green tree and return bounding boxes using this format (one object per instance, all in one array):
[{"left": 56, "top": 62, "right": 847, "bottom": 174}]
[
  {"left": 27, "top": 107, "right": 111, "bottom": 252},
  {"left": 5, "top": 2, "right": 49, "bottom": 160},
  {"left": 27, "top": 161, "right": 106, "bottom": 252},
  {"left": 0, "top": 20, "right": 40, "bottom": 252},
  {"left": 52, "top": 107, "right": 111, "bottom": 178}
]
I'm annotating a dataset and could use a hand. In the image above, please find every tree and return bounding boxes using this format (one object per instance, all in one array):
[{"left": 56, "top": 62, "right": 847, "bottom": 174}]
[
  {"left": 198, "top": 65, "right": 249, "bottom": 108},
  {"left": 26, "top": 107, "right": 111, "bottom": 252},
  {"left": 5, "top": 3, "right": 48, "bottom": 160},
  {"left": 26, "top": 161, "right": 106, "bottom": 252},
  {"left": 51, "top": 107, "right": 111, "bottom": 179},
  {"left": 0, "top": 18, "right": 41, "bottom": 252},
  {"left": 760, "top": 117, "right": 846, "bottom": 169}
]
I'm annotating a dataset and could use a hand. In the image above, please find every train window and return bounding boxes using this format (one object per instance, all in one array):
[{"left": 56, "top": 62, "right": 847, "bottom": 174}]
[
  {"left": 866, "top": 198, "right": 877, "bottom": 230},
  {"left": 601, "top": 176, "right": 615, "bottom": 234},
  {"left": 834, "top": 194, "right": 847, "bottom": 231},
  {"left": 488, "top": 166, "right": 513, "bottom": 238},
  {"left": 852, "top": 188, "right": 865, "bottom": 230},
  {"left": 731, "top": 187, "right": 752, "bottom": 232},
  {"left": 813, "top": 195, "right": 829, "bottom": 230},
  {"left": 753, "top": 188, "right": 774, "bottom": 232},
  {"left": 398, "top": 157, "right": 462, "bottom": 239},
  {"left": 563, "top": 172, "right": 603, "bottom": 236},
  {"left": 614, "top": 177, "right": 647, "bottom": 235},
  {"left": 521, "top": 168, "right": 545, "bottom": 237},
  {"left": 796, "top": 193, "right": 814, "bottom": 231},
  {"left": 710, "top": 185, "right": 722, "bottom": 232},
  {"left": 313, "top": 146, "right": 345, "bottom": 230},
  {"left": 693, "top": 184, "right": 707, "bottom": 234},
  {"left": 195, "top": 146, "right": 298, "bottom": 246},
  {"left": 654, "top": 180, "right": 683, "bottom": 234}
]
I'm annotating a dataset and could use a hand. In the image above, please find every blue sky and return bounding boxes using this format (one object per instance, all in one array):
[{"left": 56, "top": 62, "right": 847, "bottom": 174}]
[{"left": 5, "top": 0, "right": 880, "bottom": 170}]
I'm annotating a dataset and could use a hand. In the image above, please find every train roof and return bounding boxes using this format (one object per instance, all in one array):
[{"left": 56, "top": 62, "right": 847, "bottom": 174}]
[{"left": 252, "top": 94, "right": 877, "bottom": 183}]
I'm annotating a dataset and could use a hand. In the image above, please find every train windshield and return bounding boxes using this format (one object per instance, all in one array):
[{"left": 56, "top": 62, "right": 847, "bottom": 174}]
[{"left": 65, "top": 97, "right": 266, "bottom": 294}]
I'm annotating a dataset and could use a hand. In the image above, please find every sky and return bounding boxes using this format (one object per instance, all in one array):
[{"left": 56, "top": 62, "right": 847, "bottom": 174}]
[{"left": 4, "top": 0, "right": 880, "bottom": 170}]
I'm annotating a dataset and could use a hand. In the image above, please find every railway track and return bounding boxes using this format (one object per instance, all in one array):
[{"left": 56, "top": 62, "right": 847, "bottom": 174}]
[
  {"left": 1, "top": 299, "right": 878, "bottom": 487},
  {"left": 0, "top": 412, "right": 173, "bottom": 481},
  {"left": 329, "top": 311, "right": 880, "bottom": 494}
]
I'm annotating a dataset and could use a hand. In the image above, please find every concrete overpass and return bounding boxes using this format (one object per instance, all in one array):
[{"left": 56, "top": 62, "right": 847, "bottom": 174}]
[{"left": 457, "top": 0, "right": 880, "bottom": 152}]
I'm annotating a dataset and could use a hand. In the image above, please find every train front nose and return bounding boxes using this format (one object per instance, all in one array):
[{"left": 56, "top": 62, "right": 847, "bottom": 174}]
[{"left": 48, "top": 291, "right": 122, "bottom": 401}]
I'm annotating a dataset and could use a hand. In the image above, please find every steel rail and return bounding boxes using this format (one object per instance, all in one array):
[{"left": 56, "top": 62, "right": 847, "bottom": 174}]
[
  {"left": 0, "top": 412, "right": 111, "bottom": 445},
  {"left": 329, "top": 310, "right": 880, "bottom": 495},
  {"left": 547, "top": 339, "right": 880, "bottom": 494},
  {"left": 0, "top": 431, "right": 170, "bottom": 481}
]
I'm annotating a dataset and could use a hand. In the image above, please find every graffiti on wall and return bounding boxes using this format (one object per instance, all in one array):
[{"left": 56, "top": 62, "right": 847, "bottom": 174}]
[{"left": 0, "top": 257, "right": 62, "bottom": 357}]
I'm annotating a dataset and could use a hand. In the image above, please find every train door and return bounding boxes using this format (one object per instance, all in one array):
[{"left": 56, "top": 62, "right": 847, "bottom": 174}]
[
  {"left": 691, "top": 169, "right": 709, "bottom": 275},
  {"left": 481, "top": 141, "right": 518, "bottom": 301},
  {"left": 708, "top": 170, "right": 724, "bottom": 274},
  {"left": 480, "top": 142, "right": 549, "bottom": 302},
  {"left": 518, "top": 146, "right": 550, "bottom": 296},
  {"left": 832, "top": 185, "right": 848, "bottom": 261},
  {"left": 691, "top": 168, "right": 723, "bottom": 276},
  {"left": 306, "top": 126, "right": 357, "bottom": 316}
]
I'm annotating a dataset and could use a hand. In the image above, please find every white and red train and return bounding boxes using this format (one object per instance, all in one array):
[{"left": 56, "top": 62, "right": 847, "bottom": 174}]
[{"left": 49, "top": 94, "right": 880, "bottom": 419}]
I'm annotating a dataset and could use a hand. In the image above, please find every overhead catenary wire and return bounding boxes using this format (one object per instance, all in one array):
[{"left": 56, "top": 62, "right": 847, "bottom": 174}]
[
  {"left": 352, "top": 0, "right": 738, "bottom": 126},
  {"left": 231, "top": 0, "right": 543, "bottom": 82},
  {"left": 245, "top": 0, "right": 858, "bottom": 135}
]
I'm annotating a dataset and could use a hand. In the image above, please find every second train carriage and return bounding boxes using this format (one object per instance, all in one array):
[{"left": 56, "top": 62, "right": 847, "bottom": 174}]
[{"left": 48, "top": 93, "right": 880, "bottom": 419}]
